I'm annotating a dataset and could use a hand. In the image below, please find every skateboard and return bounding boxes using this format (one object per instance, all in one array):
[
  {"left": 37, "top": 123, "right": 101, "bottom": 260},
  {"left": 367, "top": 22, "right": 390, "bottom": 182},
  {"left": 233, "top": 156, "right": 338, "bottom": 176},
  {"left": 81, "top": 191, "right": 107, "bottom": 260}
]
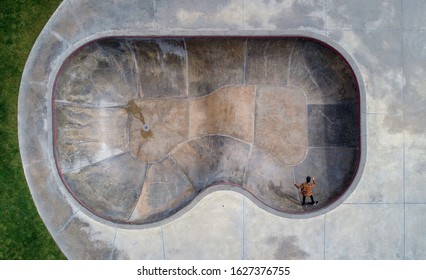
[{"left": 303, "top": 201, "right": 318, "bottom": 207}]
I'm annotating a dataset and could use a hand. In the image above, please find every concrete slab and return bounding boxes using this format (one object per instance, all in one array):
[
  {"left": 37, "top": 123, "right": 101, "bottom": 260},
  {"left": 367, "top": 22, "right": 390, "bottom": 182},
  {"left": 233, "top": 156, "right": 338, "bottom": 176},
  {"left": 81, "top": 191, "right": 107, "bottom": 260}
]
[
  {"left": 20, "top": 0, "right": 426, "bottom": 260},
  {"left": 112, "top": 227, "right": 164, "bottom": 259},
  {"left": 327, "top": 0, "right": 401, "bottom": 30},
  {"left": 162, "top": 191, "right": 243, "bottom": 259},
  {"left": 254, "top": 86, "right": 307, "bottom": 165},
  {"left": 22, "top": 29, "right": 69, "bottom": 85},
  {"left": 155, "top": 0, "right": 244, "bottom": 30},
  {"left": 46, "top": 1, "right": 86, "bottom": 45},
  {"left": 244, "top": 196, "right": 324, "bottom": 259},
  {"left": 18, "top": 102, "right": 50, "bottom": 166},
  {"left": 243, "top": 0, "right": 325, "bottom": 30},
  {"left": 404, "top": 115, "right": 426, "bottom": 203},
  {"left": 18, "top": 81, "right": 48, "bottom": 121},
  {"left": 23, "top": 159, "right": 77, "bottom": 235},
  {"left": 68, "top": 0, "right": 155, "bottom": 38},
  {"left": 402, "top": 0, "right": 426, "bottom": 31},
  {"left": 405, "top": 204, "right": 426, "bottom": 259},
  {"left": 325, "top": 204, "right": 404, "bottom": 259},
  {"left": 189, "top": 85, "right": 255, "bottom": 143},
  {"left": 403, "top": 31, "right": 426, "bottom": 115},
  {"left": 55, "top": 211, "right": 117, "bottom": 260},
  {"left": 47, "top": 0, "right": 155, "bottom": 45},
  {"left": 346, "top": 114, "right": 403, "bottom": 203}
]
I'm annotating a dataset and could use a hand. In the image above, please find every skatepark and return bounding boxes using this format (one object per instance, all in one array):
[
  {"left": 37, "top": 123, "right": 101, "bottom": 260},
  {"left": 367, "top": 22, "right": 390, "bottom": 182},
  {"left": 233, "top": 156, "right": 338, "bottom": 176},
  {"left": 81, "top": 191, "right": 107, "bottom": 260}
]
[{"left": 19, "top": 0, "right": 425, "bottom": 259}]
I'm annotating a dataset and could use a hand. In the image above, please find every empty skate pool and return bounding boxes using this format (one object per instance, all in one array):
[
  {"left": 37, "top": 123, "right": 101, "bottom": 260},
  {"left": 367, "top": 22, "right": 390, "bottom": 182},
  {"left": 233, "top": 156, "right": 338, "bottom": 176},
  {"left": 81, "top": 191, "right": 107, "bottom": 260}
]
[{"left": 53, "top": 37, "right": 361, "bottom": 225}]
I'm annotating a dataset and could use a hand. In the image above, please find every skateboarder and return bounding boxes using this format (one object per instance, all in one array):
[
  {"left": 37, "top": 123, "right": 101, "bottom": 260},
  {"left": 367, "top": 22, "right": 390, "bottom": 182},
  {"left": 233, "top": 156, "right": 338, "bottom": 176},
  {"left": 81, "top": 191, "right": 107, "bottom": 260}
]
[{"left": 294, "top": 176, "right": 318, "bottom": 206}]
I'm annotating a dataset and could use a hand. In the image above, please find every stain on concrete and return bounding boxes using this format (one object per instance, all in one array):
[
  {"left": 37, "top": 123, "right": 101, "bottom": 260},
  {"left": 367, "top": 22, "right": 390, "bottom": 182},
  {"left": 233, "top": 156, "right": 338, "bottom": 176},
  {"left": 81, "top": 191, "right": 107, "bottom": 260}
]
[
  {"left": 56, "top": 218, "right": 115, "bottom": 259},
  {"left": 187, "top": 38, "right": 244, "bottom": 97},
  {"left": 266, "top": 235, "right": 309, "bottom": 260}
]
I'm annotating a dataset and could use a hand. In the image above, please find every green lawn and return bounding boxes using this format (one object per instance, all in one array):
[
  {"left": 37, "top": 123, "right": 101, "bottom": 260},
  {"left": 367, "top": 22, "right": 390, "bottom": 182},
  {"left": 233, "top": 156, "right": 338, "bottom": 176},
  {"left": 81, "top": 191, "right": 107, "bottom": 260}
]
[{"left": 0, "top": 0, "right": 65, "bottom": 259}]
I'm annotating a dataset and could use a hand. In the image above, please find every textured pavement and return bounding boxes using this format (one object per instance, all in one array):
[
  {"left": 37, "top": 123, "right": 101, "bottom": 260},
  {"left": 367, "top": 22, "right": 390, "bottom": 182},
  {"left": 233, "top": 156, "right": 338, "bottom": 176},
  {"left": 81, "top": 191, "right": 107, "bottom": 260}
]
[{"left": 18, "top": 0, "right": 425, "bottom": 259}]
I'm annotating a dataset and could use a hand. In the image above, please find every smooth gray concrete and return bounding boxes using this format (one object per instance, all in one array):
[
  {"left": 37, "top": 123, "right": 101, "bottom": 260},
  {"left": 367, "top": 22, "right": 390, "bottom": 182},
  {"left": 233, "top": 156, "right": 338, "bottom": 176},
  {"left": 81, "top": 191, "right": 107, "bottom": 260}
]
[
  {"left": 244, "top": 196, "right": 325, "bottom": 259},
  {"left": 112, "top": 227, "right": 164, "bottom": 259},
  {"left": 346, "top": 114, "right": 404, "bottom": 203},
  {"left": 18, "top": 0, "right": 425, "bottom": 259},
  {"left": 162, "top": 190, "right": 244, "bottom": 259},
  {"left": 325, "top": 204, "right": 404, "bottom": 259},
  {"left": 405, "top": 114, "right": 426, "bottom": 203},
  {"left": 327, "top": 0, "right": 401, "bottom": 30},
  {"left": 405, "top": 204, "right": 426, "bottom": 259}
]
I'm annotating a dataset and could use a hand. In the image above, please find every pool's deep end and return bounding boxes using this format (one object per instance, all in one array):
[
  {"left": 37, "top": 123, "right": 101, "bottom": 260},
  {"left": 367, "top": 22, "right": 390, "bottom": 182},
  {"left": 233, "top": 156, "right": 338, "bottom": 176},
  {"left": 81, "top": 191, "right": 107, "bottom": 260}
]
[{"left": 53, "top": 37, "right": 360, "bottom": 225}]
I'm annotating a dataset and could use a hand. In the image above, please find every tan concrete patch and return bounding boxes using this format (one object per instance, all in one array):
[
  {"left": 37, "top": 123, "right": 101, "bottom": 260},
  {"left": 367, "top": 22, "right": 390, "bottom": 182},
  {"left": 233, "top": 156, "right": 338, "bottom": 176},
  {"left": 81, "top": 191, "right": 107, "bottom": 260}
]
[
  {"left": 129, "top": 99, "right": 189, "bottom": 163},
  {"left": 254, "top": 86, "right": 308, "bottom": 166},
  {"left": 189, "top": 85, "right": 255, "bottom": 143}
]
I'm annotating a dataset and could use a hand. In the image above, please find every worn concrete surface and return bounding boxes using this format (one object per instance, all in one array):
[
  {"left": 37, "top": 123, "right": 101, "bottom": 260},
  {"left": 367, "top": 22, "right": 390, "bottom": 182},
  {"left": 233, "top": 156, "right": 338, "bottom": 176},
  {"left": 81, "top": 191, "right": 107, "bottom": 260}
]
[
  {"left": 189, "top": 85, "right": 255, "bottom": 142},
  {"left": 325, "top": 204, "right": 404, "bottom": 259},
  {"left": 129, "top": 157, "right": 195, "bottom": 224},
  {"left": 55, "top": 105, "right": 129, "bottom": 173},
  {"left": 244, "top": 195, "right": 325, "bottom": 259},
  {"left": 128, "top": 98, "right": 189, "bottom": 162},
  {"left": 254, "top": 86, "right": 307, "bottom": 165},
  {"left": 63, "top": 152, "right": 147, "bottom": 221},
  {"left": 162, "top": 190, "right": 244, "bottom": 259},
  {"left": 18, "top": 0, "right": 425, "bottom": 259},
  {"left": 52, "top": 36, "right": 359, "bottom": 223},
  {"left": 187, "top": 38, "right": 245, "bottom": 97}
]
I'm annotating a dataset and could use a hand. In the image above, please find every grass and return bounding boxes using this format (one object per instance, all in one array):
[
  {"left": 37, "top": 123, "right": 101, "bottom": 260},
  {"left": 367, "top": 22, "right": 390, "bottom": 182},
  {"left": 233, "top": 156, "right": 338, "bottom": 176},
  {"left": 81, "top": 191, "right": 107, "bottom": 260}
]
[{"left": 0, "top": 0, "right": 65, "bottom": 259}]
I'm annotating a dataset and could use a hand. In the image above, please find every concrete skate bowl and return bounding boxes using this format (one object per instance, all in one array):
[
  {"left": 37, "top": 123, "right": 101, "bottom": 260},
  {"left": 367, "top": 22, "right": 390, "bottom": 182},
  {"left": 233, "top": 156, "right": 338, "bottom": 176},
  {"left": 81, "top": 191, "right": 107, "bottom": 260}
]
[{"left": 53, "top": 37, "right": 361, "bottom": 225}]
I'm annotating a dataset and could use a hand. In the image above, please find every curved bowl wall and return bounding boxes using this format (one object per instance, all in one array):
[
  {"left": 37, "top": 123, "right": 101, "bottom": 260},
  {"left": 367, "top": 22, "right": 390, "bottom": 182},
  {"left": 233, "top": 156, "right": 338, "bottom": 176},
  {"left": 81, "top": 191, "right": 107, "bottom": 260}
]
[{"left": 53, "top": 36, "right": 361, "bottom": 225}]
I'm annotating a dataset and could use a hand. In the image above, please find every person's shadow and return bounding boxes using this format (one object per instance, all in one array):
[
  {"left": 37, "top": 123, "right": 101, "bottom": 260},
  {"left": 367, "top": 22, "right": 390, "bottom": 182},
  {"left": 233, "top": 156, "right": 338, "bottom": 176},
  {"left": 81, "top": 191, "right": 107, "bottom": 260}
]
[{"left": 267, "top": 180, "right": 301, "bottom": 206}]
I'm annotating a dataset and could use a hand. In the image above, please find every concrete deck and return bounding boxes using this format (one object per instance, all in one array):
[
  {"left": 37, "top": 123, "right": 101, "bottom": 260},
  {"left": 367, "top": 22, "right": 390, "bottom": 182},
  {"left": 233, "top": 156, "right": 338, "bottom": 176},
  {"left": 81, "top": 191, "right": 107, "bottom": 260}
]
[{"left": 18, "top": 0, "right": 425, "bottom": 259}]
